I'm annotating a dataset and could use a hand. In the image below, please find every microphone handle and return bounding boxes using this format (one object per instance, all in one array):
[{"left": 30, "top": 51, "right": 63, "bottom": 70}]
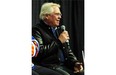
[{"left": 66, "top": 40, "right": 69, "bottom": 45}]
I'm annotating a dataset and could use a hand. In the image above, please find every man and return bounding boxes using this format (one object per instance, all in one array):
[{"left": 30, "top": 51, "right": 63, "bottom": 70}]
[{"left": 32, "top": 2, "right": 83, "bottom": 75}]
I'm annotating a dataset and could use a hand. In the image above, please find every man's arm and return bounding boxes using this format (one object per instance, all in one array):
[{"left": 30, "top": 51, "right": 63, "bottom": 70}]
[{"left": 32, "top": 27, "right": 63, "bottom": 58}]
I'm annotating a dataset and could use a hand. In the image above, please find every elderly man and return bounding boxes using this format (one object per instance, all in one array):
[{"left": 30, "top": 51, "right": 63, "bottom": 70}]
[{"left": 32, "top": 2, "right": 83, "bottom": 75}]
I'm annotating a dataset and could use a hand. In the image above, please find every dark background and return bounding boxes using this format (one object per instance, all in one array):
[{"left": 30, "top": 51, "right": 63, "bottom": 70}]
[{"left": 32, "top": 0, "right": 84, "bottom": 64}]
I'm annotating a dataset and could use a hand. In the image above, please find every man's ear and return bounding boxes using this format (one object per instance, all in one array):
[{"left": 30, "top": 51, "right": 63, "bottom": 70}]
[
  {"left": 44, "top": 15, "right": 49, "bottom": 20},
  {"left": 45, "top": 17, "right": 48, "bottom": 20}
]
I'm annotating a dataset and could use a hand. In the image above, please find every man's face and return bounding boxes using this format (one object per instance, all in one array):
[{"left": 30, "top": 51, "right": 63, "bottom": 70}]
[{"left": 46, "top": 6, "right": 61, "bottom": 27}]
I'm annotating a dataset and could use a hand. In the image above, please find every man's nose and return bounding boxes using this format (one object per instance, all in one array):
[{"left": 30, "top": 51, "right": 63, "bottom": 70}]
[{"left": 58, "top": 15, "right": 61, "bottom": 19}]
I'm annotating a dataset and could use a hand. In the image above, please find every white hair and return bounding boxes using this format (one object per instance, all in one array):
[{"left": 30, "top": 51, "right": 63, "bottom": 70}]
[{"left": 39, "top": 2, "right": 60, "bottom": 20}]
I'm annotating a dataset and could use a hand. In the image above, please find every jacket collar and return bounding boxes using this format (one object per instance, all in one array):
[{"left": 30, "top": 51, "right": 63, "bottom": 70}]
[{"left": 39, "top": 20, "right": 51, "bottom": 30}]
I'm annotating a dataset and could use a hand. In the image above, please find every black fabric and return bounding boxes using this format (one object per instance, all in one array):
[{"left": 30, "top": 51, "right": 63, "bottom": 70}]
[
  {"left": 32, "top": 65, "right": 62, "bottom": 75},
  {"left": 32, "top": 70, "right": 39, "bottom": 75}
]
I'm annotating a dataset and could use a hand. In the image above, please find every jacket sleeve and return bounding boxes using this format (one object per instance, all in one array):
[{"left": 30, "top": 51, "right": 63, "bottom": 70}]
[
  {"left": 32, "top": 27, "right": 63, "bottom": 58},
  {"left": 63, "top": 43, "right": 79, "bottom": 68}
]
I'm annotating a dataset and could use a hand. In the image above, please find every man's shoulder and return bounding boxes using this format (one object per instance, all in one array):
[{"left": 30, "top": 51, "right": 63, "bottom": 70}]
[{"left": 32, "top": 23, "right": 41, "bottom": 30}]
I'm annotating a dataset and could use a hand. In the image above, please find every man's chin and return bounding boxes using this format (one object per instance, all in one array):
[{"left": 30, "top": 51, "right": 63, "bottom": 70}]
[
  {"left": 56, "top": 24, "right": 60, "bottom": 26},
  {"left": 55, "top": 23, "right": 59, "bottom": 26}
]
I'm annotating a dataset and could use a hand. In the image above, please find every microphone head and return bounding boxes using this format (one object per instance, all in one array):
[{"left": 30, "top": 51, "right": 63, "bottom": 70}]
[{"left": 61, "top": 25, "right": 65, "bottom": 31}]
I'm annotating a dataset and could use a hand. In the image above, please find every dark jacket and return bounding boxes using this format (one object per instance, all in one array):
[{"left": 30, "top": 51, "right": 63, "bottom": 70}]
[{"left": 32, "top": 20, "right": 78, "bottom": 68}]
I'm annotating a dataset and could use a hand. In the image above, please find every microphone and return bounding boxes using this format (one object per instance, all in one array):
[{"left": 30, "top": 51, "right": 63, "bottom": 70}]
[
  {"left": 61, "top": 25, "right": 66, "bottom": 31},
  {"left": 61, "top": 25, "right": 70, "bottom": 46}
]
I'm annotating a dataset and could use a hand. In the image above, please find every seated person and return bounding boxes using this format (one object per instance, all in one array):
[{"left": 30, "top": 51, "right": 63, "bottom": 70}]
[{"left": 32, "top": 2, "right": 83, "bottom": 75}]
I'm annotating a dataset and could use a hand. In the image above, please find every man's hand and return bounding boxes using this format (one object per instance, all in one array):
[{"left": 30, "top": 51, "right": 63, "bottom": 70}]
[
  {"left": 74, "top": 62, "right": 84, "bottom": 73},
  {"left": 58, "top": 31, "right": 69, "bottom": 43}
]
